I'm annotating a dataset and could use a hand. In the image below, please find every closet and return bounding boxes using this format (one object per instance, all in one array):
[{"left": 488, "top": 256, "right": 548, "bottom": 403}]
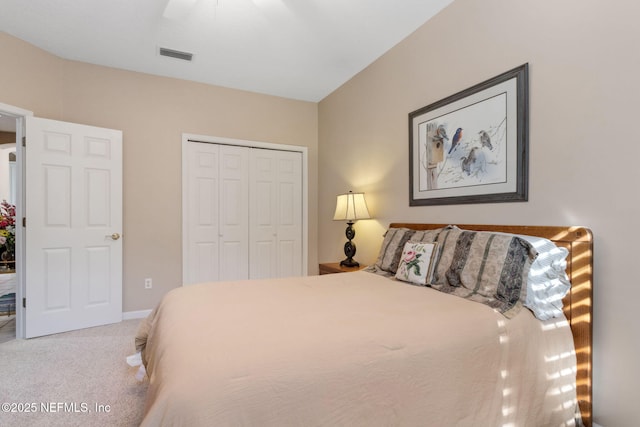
[{"left": 183, "top": 140, "right": 303, "bottom": 285}]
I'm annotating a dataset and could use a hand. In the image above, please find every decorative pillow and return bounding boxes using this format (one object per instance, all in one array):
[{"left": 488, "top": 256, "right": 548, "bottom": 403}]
[
  {"left": 374, "top": 228, "right": 417, "bottom": 273},
  {"left": 455, "top": 230, "right": 572, "bottom": 320},
  {"left": 429, "top": 226, "right": 464, "bottom": 286},
  {"left": 433, "top": 230, "right": 537, "bottom": 319},
  {"left": 411, "top": 229, "right": 446, "bottom": 244},
  {"left": 395, "top": 241, "right": 439, "bottom": 286},
  {"left": 429, "top": 227, "right": 572, "bottom": 320},
  {"left": 375, "top": 227, "right": 450, "bottom": 273}
]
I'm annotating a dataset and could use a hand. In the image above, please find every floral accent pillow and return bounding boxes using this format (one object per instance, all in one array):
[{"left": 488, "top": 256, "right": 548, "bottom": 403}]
[{"left": 395, "top": 241, "right": 439, "bottom": 286}]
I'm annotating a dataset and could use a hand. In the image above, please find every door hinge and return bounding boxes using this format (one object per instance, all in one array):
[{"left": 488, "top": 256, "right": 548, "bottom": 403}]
[
  {"left": 22, "top": 136, "right": 26, "bottom": 147},
  {"left": 23, "top": 297, "right": 26, "bottom": 308},
  {"left": 22, "top": 217, "right": 26, "bottom": 227}
]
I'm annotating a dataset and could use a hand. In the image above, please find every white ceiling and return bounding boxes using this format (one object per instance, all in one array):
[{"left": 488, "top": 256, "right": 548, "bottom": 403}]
[{"left": 0, "top": 0, "right": 453, "bottom": 102}]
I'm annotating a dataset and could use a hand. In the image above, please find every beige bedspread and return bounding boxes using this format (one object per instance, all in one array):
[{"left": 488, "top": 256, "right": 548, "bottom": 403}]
[{"left": 137, "top": 271, "right": 579, "bottom": 426}]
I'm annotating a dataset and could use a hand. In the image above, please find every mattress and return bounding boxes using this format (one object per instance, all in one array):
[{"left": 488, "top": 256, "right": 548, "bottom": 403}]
[{"left": 137, "top": 271, "right": 579, "bottom": 426}]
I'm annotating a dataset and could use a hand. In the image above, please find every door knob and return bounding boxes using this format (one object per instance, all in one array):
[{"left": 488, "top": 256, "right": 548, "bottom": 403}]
[{"left": 107, "top": 233, "right": 121, "bottom": 240}]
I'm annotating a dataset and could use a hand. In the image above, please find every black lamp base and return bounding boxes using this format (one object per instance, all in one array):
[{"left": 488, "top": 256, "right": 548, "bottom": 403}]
[
  {"left": 340, "top": 258, "right": 360, "bottom": 268},
  {"left": 340, "top": 221, "right": 359, "bottom": 267}
]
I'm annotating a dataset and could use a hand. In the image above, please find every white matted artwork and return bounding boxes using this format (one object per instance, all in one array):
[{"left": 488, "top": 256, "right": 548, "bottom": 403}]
[{"left": 409, "top": 64, "right": 529, "bottom": 206}]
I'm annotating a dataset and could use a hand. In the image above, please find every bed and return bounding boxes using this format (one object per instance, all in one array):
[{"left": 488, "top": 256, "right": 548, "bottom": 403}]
[{"left": 136, "top": 223, "right": 593, "bottom": 426}]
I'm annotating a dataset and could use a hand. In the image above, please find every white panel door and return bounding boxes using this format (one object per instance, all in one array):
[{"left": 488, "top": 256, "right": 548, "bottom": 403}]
[
  {"left": 185, "top": 142, "right": 220, "bottom": 285},
  {"left": 249, "top": 149, "right": 302, "bottom": 279},
  {"left": 25, "top": 117, "right": 122, "bottom": 338},
  {"left": 184, "top": 142, "right": 249, "bottom": 284},
  {"left": 275, "top": 151, "right": 303, "bottom": 278},
  {"left": 218, "top": 145, "right": 249, "bottom": 281},
  {"left": 249, "top": 150, "right": 277, "bottom": 279}
]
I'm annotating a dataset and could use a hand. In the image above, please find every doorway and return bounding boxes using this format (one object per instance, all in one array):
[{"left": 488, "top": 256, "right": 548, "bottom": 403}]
[
  {"left": 0, "top": 102, "right": 123, "bottom": 339},
  {"left": 0, "top": 103, "right": 28, "bottom": 341},
  {"left": 0, "top": 118, "right": 17, "bottom": 341}
]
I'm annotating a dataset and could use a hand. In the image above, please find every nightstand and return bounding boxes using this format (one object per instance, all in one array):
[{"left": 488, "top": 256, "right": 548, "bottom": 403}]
[{"left": 319, "top": 262, "right": 367, "bottom": 275}]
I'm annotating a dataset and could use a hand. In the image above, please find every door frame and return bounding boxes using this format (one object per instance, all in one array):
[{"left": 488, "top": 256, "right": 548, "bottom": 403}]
[
  {"left": 0, "top": 102, "right": 34, "bottom": 339},
  {"left": 181, "top": 133, "right": 309, "bottom": 285}
]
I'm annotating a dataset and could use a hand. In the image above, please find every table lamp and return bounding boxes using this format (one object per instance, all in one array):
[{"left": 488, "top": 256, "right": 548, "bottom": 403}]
[{"left": 333, "top": 191, "right": 371, "bottom": 267}]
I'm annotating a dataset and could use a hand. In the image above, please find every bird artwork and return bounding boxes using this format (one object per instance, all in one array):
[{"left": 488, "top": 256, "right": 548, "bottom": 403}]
[
  {"left": 448, "top": 127, "right": 463, "bottom": 154},
  {"left": 479, "top": 130, "right": 493, "bottom": 150},
  {"left": 435, "top": 125, "right": 449, "bottom": 142},
  {"left": 461, "top": 147, "right": 479, "bottom": 176},
  {"left": 461, "top": 147, "right": 486, "bottom": 176}
]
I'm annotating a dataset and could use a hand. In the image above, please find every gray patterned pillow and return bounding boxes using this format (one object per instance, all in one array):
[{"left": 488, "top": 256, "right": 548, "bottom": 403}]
[
  {"left": 411, "top": 229, "right": 445, "bottom": 243},
  {"left": 375, "top": 227, "right": 449, "bottom": 273},
  {"left": 429, "top": 226, "right": 464, "bottom": 286},
  {"left": 374, "top": 228, "right": 416, "bottom": 273},
  {"left": 437, "top": 230, "right": 537, "bottom": 318}
]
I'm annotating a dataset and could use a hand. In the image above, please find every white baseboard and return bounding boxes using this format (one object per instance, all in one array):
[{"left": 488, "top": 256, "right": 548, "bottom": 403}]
[
  {"left": 122, "top": 309, "right": 152, "bottom": 320},
  {"left": 593, "top": 423, "right": 604, "bottom": 427}
]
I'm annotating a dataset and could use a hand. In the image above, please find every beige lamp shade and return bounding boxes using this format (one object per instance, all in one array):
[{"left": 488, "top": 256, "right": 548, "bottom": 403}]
[{"left": 333, "top": 191, "right": 371, "bottom": 221}]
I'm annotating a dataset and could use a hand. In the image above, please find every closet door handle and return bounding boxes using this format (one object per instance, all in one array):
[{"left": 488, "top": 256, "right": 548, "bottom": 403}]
[{"left": 107, "top": 233, "right": 121, "bottom": 240}]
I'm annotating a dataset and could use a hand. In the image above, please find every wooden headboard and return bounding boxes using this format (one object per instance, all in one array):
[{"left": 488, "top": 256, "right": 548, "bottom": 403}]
[{"left": 390, "top": 223, "right": 593, "bottom": 427}]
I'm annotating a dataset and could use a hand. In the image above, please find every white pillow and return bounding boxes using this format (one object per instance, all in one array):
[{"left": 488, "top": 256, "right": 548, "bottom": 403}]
[
  {"left": 395, "top": 241, "right": 439, "bottom": 286},
  {"left": 516, "top": 234, "right": 571, "bottom": 320}
]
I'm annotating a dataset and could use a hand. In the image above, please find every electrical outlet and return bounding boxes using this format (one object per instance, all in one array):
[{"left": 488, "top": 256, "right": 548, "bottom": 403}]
[{"left": 144, "top": 278, "right": 152, "bottom": 289}]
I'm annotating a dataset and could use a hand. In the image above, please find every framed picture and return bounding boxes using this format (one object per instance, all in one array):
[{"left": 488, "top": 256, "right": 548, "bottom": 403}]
[{"left": 409, "top": 64, "right": 528, "bottom": 206}]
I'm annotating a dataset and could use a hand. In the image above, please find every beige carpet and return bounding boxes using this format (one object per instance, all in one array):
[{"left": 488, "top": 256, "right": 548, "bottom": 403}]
[{"left": 0, "top": 319, "right": 148, "bottom": 426}]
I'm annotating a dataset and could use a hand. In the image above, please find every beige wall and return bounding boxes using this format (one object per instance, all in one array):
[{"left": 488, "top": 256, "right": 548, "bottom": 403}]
[
  {"left": 0, "top": 31, "right": 319, "bottom": 313},
  {"left": 318, "top": 0, "right": 639, "bottom": 425}
]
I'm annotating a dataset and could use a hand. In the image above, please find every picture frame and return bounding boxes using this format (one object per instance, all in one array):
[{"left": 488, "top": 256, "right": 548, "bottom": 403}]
[{"left": 409, "top": 64, "right": 528, "bottom": 206}]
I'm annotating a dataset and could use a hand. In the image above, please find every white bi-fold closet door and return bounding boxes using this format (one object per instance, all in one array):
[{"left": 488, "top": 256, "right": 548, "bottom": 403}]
[
  {"left": 249, "top": 147, "right": 303, "bottom": 280},
  {"left": 183, "top": 141, "right": 303, "bottom": 285}
]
